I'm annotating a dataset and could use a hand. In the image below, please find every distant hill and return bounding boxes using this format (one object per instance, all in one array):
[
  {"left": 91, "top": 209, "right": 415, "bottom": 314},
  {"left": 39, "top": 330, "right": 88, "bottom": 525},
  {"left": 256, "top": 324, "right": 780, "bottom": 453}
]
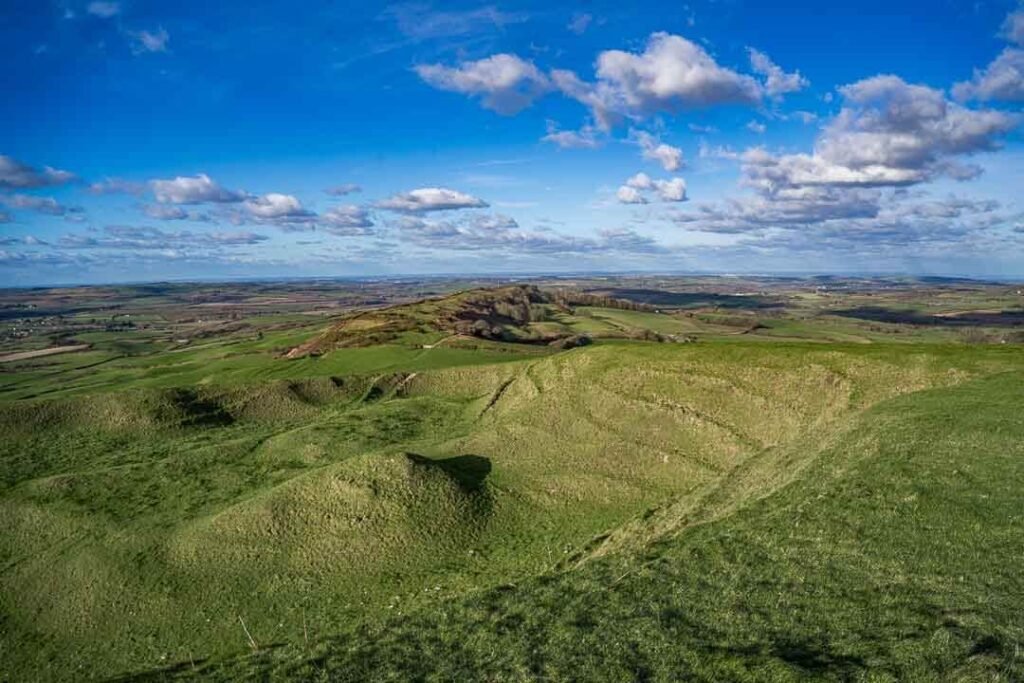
[{"left": 286, "top": 285, "right": 656, "bottom": 357}]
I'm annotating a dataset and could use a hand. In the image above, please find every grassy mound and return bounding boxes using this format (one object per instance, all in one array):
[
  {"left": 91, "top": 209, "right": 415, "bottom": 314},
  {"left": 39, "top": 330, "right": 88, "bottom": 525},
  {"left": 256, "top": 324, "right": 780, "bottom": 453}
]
[
  {"left": 1, "top": 341, "right": 1021, "bottom": 680},
  {"left": 147, "top": 370, "right": 1024, "bottom": 681},
  {"left": 169, "top": 451, "right": 492, "bottom": 578},
  {"left": 286, "top": 284, "right": 663, "bottom": 357}
]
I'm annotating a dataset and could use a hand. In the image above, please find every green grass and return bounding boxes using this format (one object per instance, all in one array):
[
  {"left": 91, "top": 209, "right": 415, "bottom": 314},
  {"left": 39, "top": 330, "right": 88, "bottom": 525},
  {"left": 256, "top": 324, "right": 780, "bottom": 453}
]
[
  {"left": 133, "top": 367, "right": 1024, "bottom": 682},
  {"left": 2, "top": 336, "right": 1023, "bottom": 680}
]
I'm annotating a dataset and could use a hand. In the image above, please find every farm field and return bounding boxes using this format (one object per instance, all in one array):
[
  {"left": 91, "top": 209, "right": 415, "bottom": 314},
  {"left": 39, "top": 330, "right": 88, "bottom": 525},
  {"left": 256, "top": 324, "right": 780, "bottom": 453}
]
[{"left": 0, "top": 276, "right": 1022, "bottom": 681}]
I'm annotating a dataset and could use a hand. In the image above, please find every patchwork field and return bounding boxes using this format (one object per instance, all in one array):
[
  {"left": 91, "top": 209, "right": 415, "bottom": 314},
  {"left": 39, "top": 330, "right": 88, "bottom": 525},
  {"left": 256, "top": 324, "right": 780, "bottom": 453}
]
[{"left": 1, "top": 277, "right": 1022, "bottom": 680}]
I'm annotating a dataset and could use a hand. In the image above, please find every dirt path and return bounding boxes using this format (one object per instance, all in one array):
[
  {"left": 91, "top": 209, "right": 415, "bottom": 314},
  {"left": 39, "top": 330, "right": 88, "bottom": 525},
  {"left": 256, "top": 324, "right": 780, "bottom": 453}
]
[
  {"left": 0, "top": 344, "right": 90, "bottom": 363},
  {"left": 422, "top": 334, "right": 462, "bottom": 349}
]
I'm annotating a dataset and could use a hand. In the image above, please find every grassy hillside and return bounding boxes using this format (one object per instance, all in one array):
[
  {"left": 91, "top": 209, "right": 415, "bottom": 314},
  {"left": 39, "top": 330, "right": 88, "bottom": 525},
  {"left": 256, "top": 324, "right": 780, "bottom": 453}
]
[
  {"left": 2, "top": 336, "right": 1022, "bottom": 680},
  {"left": 285, "top": 284, "right": 677, "bottom": 356},
  {"left": 169, "top": 369, "right": 1024, "bottom": 681}
]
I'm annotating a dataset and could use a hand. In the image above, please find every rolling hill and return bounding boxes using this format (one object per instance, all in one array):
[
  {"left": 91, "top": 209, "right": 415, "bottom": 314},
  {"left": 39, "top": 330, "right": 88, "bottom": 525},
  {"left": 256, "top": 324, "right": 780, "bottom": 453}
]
[{"left": 0, "top": 286, "right": 1022, "bottom": 681}]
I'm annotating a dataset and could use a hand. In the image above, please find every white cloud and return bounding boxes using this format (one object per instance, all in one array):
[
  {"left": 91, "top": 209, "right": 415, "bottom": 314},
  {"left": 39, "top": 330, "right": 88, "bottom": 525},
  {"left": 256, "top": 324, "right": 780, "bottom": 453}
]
[
  {"left": 376, "top": 187, "right": 488, "bottom": 213},
  {"left": 617, "top": 172, "right": 687, "bottom": 203},
  {"left": 743, "top": 76, "right": 1017, "bottom": 196},
  {"left": 151, "top": 174, "right": 246, "bottom": 204},
  {"left": 672, "top": 194, "right": 1016, "bottom": 266},
  {"left": 128, "top": 27, "right": 169, "bottom": 54},
  {"left": 671, "top": 77, "right": 1019, "bottom": 242},
  {"left": 746, "top": 120, "right": 767, "bottom": 134},
  {"left": 88, "top": 177, "right": 146, "bottom": 195},
  {"left": 541, "top": 121, "right": 602, "bottom": 149},
  {"left": 0, "top": 155, "right": 76, "bottom": 189},
  {"left": 385, "top": 4, "right": 527, "bottom": 40},
  {"left": 142, "top": 204, "right": 211, "bottom": 222},
  {"left": 324, "top": 183, "right": 362, "bottom": 196},
  {"left": 953, "top": 48, "right": 1024, "bottom": 102},
  {"left": 86, "top": 1, "right": 120, "bottom": 18},
  {"left": 954, "top": 9, "right": 1024, "bottom": 102},
  {"left": 396, "top": 213, "right": 667, "bottom": 255},
  {"left": 553, "top": 33, "right": 762, "bottom": 128},
  {"left": 415, "top": 54, "right": 550, "bottom": 115},
  {"left": 1002, "top": 9, "right": 1024, "bottom": 46},
  {"left": 242, "top": 193, "right": 316, "bottom": 226},
  {"left": 625, "top": 172, "right": 654, "bottom": 190},
  {"left": 58, "top": 225, "right": 268, "bottom": 250},
  {"left": 567, "top": 13, "right": 593, "bottom": 35},
  {"left": 0, "top": 234, "right": 47, "bottom": 244},
  {"left": 616, "top": 185, "right": 647, "bottom": 204},
  {"left": 748, "top": 48, "right": 808, "bottom": 98},
  {"left": 320, "top": 205, "right": 374, "bottom": 235},
  {"left": 654, "top": 177, "right": 687, "bottom": 202},
  {"left": 631, "top": 130, "right": 684, "bottom": 171},
  {"left": 0, "top": 193, "right": 82, "bottom": 217}
]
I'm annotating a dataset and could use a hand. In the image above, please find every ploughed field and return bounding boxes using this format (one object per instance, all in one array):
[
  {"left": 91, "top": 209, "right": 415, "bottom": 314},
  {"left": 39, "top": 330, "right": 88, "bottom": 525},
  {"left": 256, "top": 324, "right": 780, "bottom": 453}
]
[{"left": 1, "top": 284, "right": 1023, "bottom": 681}]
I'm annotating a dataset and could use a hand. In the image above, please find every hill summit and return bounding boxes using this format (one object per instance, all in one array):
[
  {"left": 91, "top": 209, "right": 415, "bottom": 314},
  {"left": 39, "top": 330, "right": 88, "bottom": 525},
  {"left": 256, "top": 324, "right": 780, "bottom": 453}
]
[{"left": 286, "top": 285, "right": 652, "bottom": 357}]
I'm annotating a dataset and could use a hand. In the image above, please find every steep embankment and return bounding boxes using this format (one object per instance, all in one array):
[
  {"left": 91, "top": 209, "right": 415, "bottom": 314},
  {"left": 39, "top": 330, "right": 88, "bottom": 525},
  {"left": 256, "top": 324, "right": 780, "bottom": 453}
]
[
  {"left": 0, "top": 341, "right": 1018, "bottom": 680},
  {"left": 138, "top": 368, "right": 1024, "bottom": 682}
]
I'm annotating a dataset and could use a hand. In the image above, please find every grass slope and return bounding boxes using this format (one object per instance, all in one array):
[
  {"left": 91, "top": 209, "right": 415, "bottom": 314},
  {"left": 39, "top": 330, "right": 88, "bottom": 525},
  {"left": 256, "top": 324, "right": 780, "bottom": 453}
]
[
  {"left": 138, "top": 369, "right": 1024, "bottom": 681},
  {"left": 0, "top": 340, "right": 1021, "bottom": 680}
]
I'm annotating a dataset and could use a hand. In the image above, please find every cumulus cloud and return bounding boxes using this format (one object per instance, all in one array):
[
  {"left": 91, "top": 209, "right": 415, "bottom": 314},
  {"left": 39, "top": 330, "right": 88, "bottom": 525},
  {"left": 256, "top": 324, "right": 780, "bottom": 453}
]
[
  {"left": 128, "top": 27, "right": 169, "bottom": 54},
  {"left": 415, "top": 54, "right": 550, "bottom": 114},
  {"left": 673, "top": 186, "right": 883, "bottom": 233},
  {"left": 86, "top": 1, "right": 120, "bottom": 18},
  {"left": 0, "top": 155, "right": 76, "bottom": 189},
  {"left": 953, "top": 48, "right": 1024, "bottom": 102},
  {"left": 151, "top": 174, "right": 246, "bottom": 204},
  {"left": 324, "top": 183, "right": 362, "bottom": 196},
  {"left": 320, "top": 205, "right": 375, "bottom": 236},
  {"left": 654, "top": 177, "right": 687, "bottom": 201},
  {"left": 743, "top": 76, "right": 1017, "bottom": 195},
  {"left": 631, "top": 130, "right": 684, "bottom": 171},
  {"left": 748, "top": 48, "right": 809, "bottom": 98},
  {"left": 954, "top": 9, "right": 1024, "bottom": 102},
  {"left": 376, "top": 187, "right": 488, "bottom": 213},
  {"left": 617, "top": 172, "right": 687, "bottom": 203},
  {"left": 243, "top": 193, "right": 315, "bottom": 222},
  {"left": 541, "top": 121, "right": 602, "bottom": 149},
  {"left": 746, "top": 120, "right": 767, "bottom": 134},
  {"left": 553, "top": 33, "right": 762, "bottom": 128},
  {"left": 616, "top": 185, "right": 647, "bottom": 204}
]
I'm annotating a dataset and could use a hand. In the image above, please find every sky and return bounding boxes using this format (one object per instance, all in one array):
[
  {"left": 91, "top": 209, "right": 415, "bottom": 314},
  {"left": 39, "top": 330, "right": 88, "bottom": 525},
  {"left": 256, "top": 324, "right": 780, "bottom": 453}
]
[{"left": 2, "top": 0, "right": 1024, "bottom": 286}]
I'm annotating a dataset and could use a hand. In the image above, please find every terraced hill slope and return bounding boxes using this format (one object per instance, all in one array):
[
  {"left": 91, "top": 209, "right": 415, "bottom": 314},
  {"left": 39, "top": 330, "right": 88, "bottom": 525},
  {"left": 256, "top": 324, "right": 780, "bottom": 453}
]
[
  {"left": 285, "top": 284, "right": 666, "bottom": 357},
  {"left": 2, "top": 338, "right": 1022, "bottom": 680}
]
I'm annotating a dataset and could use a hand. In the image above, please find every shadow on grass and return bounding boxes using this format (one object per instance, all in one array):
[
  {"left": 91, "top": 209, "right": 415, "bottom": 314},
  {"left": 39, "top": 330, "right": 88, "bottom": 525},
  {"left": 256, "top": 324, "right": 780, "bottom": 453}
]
[
  {"left": 595, "top": 288, "right": 785, "bottom": 310},
  {"left": 407, "top": 453, "right": 492, "bottom": 493},
  {"left": 834, "top": 306, "right": 1024, "bottom": 327}
]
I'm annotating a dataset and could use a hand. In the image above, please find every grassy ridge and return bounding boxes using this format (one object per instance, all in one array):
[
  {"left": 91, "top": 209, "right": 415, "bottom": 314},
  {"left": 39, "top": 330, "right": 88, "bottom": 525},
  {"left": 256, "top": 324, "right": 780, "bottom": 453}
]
[
  {"left": 2, "top": 340, "right": 1021, "bottom": 680},
  {"left": 145, "top": 369, "right": 1024, "bottom": 681}
]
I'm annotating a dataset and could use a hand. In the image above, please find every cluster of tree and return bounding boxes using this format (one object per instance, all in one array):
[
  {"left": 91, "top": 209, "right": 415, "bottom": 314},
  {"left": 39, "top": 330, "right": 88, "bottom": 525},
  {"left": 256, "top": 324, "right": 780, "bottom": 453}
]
[
  {"left": 548, "top": 334, "right": 592, "bottom": 349},
  {"left": 550, "top": 290, "right": 655, "bottom": 313}
]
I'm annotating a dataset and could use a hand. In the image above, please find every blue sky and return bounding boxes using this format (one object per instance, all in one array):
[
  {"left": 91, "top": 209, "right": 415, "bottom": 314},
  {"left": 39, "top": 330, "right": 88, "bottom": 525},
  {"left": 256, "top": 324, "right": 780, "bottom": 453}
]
[{"left": 2, "top": 0, "right": 1024, "bottom": 285}]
